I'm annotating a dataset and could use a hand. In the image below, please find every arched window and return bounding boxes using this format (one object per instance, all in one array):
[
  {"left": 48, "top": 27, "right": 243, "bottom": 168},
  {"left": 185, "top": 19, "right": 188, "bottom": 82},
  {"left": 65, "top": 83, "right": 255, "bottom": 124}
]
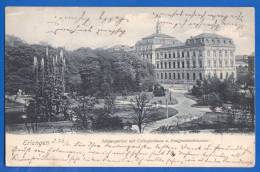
[
  {"left": 193, "top": 73, "right": 196, "bottom": 80},
  {"left": 199, "top": 50, "right": 202, "bottom": 56},
  {"left": 186, "top": 61, "right": 190, "bottom": 68},
  {"left": 187, "top": 73, "right": 190, "bottom": 80},
  {"left": 178, "top": 73, "right": 180, "bottom": 80},
  {"left": 193, "top": 60, "right": 196, "bottom": 68},
  {"left": 199, "top": 60, "right": 203, "bottom": 68},
  {"left": 182, "top": 73, "right": 185, "bottom": 79},
  {"left": 161, "top": 73, "right": 163, "bottom": 79},
  {"left": 169, "top": 73, "right": 172, "bottom": 79},
  {"left": 165, "top": 73, "right": 167, "bottom": 79},
  {"left": 173, "top": 73, "right": 176, "bottom": 79},
  {"left": 199, "top": 73, "right": 202, "bottom": 80}
]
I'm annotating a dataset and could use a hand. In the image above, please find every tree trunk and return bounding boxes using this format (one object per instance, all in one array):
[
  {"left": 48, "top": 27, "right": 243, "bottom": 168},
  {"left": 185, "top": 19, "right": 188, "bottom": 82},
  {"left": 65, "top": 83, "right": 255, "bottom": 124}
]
[{"left": 138, "top": 123, "right": 142, "bottom": 133}]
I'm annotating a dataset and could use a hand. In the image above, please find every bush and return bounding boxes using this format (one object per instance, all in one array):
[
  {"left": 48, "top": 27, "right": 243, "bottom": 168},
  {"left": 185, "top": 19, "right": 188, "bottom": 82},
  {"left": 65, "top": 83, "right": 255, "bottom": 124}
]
[
  {"left": 93, "top": 113, "right": 123, "bottom": 130},
  {"left": 153, "top": 84, "right": 165, "bottom": 97},
  {"left": 208, "top": 92, "right": 223, "bottom": 111}
]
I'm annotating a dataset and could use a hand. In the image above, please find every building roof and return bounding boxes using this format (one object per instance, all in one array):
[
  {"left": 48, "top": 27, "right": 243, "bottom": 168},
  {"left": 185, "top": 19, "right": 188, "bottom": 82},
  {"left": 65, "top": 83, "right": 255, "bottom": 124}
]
[
  {"left": 157, "top": 42, "right": 185, "bottom": 49},
  {"left": 192, "top": 33, "right": 229, "bottom": 39},
  {"left": 142, "top": 33, "right": 174, "bottom": 40}
]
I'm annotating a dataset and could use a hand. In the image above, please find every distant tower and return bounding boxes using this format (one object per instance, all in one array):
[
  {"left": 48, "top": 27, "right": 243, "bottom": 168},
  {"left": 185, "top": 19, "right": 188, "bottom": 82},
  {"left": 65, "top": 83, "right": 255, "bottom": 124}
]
[{"left": 156, "top": 20, "right": 161, "bottom": 34}]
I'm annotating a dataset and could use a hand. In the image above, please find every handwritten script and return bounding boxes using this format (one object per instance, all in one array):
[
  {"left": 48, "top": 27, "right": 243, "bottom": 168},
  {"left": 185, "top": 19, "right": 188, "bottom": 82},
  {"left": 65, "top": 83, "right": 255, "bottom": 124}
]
[
  {"left": 153, "top": 9, "right": 245, "bottom": 31},
  {"left": 6, "top": 134, "right": 254, "bottom": 167},
  {"left": 47, "top": 11, "right": 128, "bottom": 37},
  {"left": 46, "top": 8, "right": 246, "bottom": 37}
]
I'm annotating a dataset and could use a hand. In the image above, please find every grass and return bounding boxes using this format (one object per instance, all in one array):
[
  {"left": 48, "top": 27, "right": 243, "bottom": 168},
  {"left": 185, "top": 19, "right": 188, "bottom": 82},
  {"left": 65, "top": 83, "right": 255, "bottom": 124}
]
[
  {"left": 155, "top": 111, "right": 253, "bottom": 133},
  {"left": 6, "top": 92, "right": 179, "bottom": 133},
  {"left": 111, "top": 103, "right": 178, "bottom": 124}
]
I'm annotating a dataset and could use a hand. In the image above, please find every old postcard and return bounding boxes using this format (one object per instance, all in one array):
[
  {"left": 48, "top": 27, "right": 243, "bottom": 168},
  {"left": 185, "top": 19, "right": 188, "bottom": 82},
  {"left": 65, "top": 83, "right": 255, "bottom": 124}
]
[{"left": 5, "top": 7, "right": 255, "bottom": 167}]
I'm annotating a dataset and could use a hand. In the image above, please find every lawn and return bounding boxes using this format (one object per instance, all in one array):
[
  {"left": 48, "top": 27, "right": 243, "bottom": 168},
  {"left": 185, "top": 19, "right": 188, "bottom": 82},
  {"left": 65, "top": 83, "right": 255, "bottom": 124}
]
[{"left": 155, "top": 111, "right": 253, "bottom": 133}]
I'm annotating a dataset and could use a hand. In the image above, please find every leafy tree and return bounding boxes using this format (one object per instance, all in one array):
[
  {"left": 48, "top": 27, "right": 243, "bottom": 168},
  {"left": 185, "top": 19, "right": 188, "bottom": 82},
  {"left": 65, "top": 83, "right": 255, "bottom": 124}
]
[
  {"left": 153, "top": 84, "right": 165, "bottom": 97},
  {"left": 104, "top": 93, "right": 116, "bottom": 114},
  {"left": 71, "top": 96, "right": 96, "bottom": 130}
]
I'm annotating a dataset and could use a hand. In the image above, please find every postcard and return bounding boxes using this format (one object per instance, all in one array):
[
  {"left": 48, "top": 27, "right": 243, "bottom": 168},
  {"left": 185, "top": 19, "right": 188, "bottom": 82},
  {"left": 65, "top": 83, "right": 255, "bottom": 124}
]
[{"left": 5, "top": 7, "right": 255, "bottom": 167}]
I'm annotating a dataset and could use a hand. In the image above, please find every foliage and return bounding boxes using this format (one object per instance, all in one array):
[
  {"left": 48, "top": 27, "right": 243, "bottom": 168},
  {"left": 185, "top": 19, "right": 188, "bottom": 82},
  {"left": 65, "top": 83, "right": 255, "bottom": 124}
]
[
  {"left": 190, "top": 74, "right": 255, "bottom": 129},
  {"left": 104, "top": 93, "right": 116, "bottom": 114},
  {"left": 191, "top": 75, "right": 238, "bottom": 106},
  {"left": 93, "top": 112, "right": 123, "bottom": 130},
  {"left": 71, "top": 96, "right": 96, "bottom": 130},
  {"left": 153, "top": 84, "right": 165, "bottom": 97},
  {"left": 5, "top": 35, "right": 156, "bottom": 97}
]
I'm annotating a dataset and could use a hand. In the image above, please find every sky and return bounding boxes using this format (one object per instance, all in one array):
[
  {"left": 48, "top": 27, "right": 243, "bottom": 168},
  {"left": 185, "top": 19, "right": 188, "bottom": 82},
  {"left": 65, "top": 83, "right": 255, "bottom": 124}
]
[{"left": 5, "top": 7, "right": 254, "bottom": 55}]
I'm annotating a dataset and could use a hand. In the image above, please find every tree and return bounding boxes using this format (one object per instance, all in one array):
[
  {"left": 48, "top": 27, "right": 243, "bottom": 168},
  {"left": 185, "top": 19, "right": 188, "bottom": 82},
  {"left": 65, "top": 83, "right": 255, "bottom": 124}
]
[
  {"left": 104, "top": 93, "right": 116, "bottom": 114},
  {"left": 60, "top": 97, "right": 72, "bottom": 120},
  {"left": 130, "top": 92, "right": 152, "bottom": 133},
  {"left": 153, "top": 84, "right": 165, "bottom": 97},
  {"left": 26, "top": 100, "right": 38, "bottom": 133},
  {"left": 208, "top": 92, "right": 223, "bottom": 111},
  {"left": 71, "top": 96, "right": 96, "bottom": 130},
  {"left": 79, "top": 61, "right": 102, "bottom": 96}
]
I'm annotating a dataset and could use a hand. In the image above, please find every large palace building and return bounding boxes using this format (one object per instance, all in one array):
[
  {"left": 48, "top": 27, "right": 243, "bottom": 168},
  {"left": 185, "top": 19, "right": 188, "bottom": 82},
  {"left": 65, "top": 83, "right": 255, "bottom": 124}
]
[{"left": 135, "top": 22, "right": 236, "bottom": 84}]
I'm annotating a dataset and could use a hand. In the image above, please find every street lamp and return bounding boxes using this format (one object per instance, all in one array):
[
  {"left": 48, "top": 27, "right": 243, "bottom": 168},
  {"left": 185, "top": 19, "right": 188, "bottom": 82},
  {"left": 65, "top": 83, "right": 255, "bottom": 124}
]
[{"left": 165, "top": 89, "right": 169, "bottom": 118}]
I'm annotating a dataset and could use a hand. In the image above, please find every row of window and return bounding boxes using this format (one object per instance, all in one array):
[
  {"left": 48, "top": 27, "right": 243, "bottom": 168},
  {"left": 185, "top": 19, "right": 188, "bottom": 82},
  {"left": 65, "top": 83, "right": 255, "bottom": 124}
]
[
  {"left": 157, "top": 71, "right": 231, "bottom": 81},
  {"left": 186, "top": 38, "right": 232, "bottom": 45},
  {"left": 156, "top": 49, "right": 234, "bottom": 59},
  {"left": 157, "top": 72, "right": 202, "bottom": 81},
  {"left": 156, "top": 59, "right": 234, "bottom": 69}
]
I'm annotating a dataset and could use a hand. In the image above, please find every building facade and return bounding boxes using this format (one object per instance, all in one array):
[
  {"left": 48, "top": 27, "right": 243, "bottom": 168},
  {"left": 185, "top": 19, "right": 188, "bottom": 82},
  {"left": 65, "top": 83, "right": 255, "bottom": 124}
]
[
  {"left": 135, "top": 22, "right": 236, "bottom": 84},
  {"left": 135, "top": 21, "right": 182, "bottom": 64},
  {"left": 154, "top": 33, "right": 236, "bottom": 84}
]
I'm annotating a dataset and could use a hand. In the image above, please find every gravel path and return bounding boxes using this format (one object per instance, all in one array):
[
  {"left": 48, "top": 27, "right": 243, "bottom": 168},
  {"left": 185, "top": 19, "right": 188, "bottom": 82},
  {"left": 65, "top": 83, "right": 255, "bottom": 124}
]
[{"left": 143, "top": 88, "right": 211, "bottom": 133}]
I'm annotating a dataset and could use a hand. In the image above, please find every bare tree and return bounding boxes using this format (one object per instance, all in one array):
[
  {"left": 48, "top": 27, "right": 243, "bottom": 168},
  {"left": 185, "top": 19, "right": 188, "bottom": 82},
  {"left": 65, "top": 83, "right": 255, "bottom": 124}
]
[{"left": 130, "top": 92, "right": 152, "bottom": 133}]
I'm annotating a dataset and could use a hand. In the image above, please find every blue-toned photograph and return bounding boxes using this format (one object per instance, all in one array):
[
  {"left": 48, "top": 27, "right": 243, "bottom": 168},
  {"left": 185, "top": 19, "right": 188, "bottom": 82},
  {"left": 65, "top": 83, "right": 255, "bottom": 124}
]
[{"left": 4, "top": 7, "right": 255, "bottom": 167}]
